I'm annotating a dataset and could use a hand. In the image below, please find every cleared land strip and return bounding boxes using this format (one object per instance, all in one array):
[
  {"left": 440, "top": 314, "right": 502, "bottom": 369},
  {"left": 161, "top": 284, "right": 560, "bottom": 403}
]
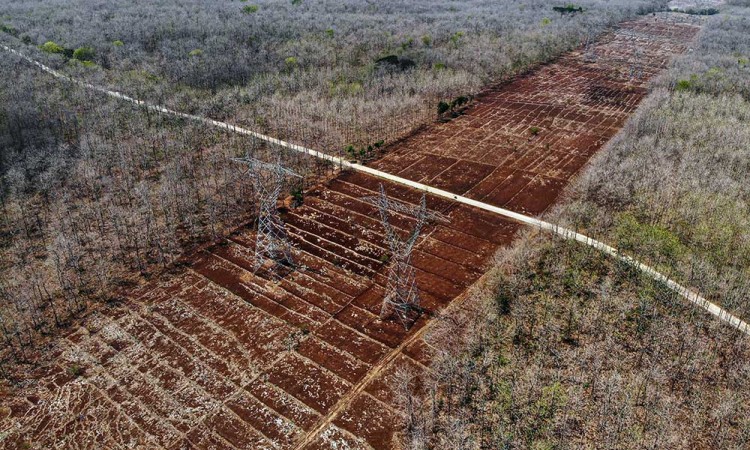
[
  {"left": 4, "top": 14, "right": 749, "bottom": 450},
  {"left": 3, "top": 33, "right": 747, "bottom": 336}
]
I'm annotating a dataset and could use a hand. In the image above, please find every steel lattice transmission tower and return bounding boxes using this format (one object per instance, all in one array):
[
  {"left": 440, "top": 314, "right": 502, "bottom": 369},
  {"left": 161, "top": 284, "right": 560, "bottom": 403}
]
[
  {"left": 362, "top": 184, "right": 448, "bottom": 329},
  {"left": 583, "top": 33, "right": 598, "bottom": 63},
  {"left": 629, "top": 47, "right": 644, "bottom": 81},
  {"left": 232, "top": 153, "right": 301, "bottom": 273},
  {"left": 621, "top": 30, "right": 646, "bottom": 81}
]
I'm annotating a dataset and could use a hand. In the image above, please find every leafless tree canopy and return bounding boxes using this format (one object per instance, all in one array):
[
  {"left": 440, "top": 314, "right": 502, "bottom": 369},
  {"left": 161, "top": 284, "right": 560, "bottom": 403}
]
[{"left": 399, "top": 6, "right": 750, "bottom": 449}]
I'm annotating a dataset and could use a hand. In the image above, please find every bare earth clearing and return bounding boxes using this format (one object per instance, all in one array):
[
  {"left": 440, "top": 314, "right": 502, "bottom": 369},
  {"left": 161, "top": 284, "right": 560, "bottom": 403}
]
[{"left": 0, "top": 14, "right": 699, "bottom": 450}]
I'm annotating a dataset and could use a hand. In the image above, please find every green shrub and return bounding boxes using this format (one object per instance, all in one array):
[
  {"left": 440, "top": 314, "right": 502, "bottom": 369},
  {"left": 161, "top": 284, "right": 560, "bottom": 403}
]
[
  {"left": 72, "top": 46, "right": 95, "bottom": 61},
  {"left": 495, "top": 281, "right": 513, "bottom": 315},
  {"left": 615, "top": 212, "right": 685, "bottom": 262},
  {"left": 675, "top": 79, "right": 693, "bottom": 91},
  {"left": 553, "top": 4, "right": 584, "bottom": 14},
  {"left": 449, "top": 31, "right": 464, "bottom": 46},
  {"left": 285, "top": 56, "right": 298, "bottom": 69},
  {"left": 290, "top": 187, "right": 303, "bottom": 206},
  {"left": 451, "top": 95, "right": 469, "bottom": 109},
  {"left": 437, "top": 101, "right": 450, "bottom": 115},
  {"left": 344, "top": 141, "right": 383, "bottom": 161},
  {"left": 674, "top": 71, "right": 710, "bottom": 92},
  {"left": 529, "top": 126, "right": 541, "bottom": 136},
  {"left": 523, "top": 381, "right": 568, "bottom": 441},
  {"left": 67, "top": 365, "right": 85, "bottom": 377},
  {"left": 325, "top": 28, "right": 334, "bottom": 38},
  {"left": 421, "top": 34, "right": 432, "bottom": 46},
  {"left": 112, "top": 40, "right": 124, "bottom": 47},
  {"left": 328, "top": 77, "right": 363, "bottom": 96},
  {"left": 375, "top": 54, "right": 415, "bottom": 71},
  {"left": 242, "top": 4, "right": 259, "bottom": 14},
  {"left": 400, "top": 37, "right": 414, "bottom": 51},
  {"left": 681, "top": 7, "right": 720, "bottom": 15},
  {"left": 0, "top": 23, "right": 18, "bottom": 36},
  {"left": 433, "top": 62, "right": 446, "bottom": 70},
  {"left": 40, "top": 41, "right": 64, "bottom": 54},
  {"left": 541, "top": 17, "right": 552, "bottom": 26},
  {"left": 347, "top": 81, "right": 362, "bottom": 95},
  {"left": 188, "top": 48, "right": 203, "bottom": 57}
]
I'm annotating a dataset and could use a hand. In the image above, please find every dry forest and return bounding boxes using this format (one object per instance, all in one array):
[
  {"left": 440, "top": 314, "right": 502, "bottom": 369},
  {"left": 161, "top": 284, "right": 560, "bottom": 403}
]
[{"left": 0, "top": 0, "right": 749, "bottom": 449}]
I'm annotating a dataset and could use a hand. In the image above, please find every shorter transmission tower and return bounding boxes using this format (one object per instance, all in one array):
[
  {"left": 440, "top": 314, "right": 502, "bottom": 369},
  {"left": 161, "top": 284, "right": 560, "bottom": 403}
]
[
  {"left": 232, "top": 153, "right": 301, "bottom": 274},
  {"left": 361, "top": 185, "right": 448, "bottom": 329},
  {"left": 629, "top": 47, "right": 644, "bottom": 81},
  {"left": 619, "top": 30, "right": 648, "bottom": 82},
  {"left": 583, "top": 33, "right": 598, "bottom": 63}
]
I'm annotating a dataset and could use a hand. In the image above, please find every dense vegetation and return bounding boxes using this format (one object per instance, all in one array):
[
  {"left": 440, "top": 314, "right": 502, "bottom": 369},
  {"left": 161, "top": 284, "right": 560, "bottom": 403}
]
[{"left": 402, "top": 5, "right": 750, "bottom": 448}]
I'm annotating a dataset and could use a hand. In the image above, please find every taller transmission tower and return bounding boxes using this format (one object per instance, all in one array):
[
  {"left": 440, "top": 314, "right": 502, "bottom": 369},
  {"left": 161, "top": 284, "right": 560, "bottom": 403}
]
[
  {"left": 361, "top": 185, "right": 448, "bottom": 329},
  {"left": 232, "top": 153, "right": 301, "bottom": 273}
]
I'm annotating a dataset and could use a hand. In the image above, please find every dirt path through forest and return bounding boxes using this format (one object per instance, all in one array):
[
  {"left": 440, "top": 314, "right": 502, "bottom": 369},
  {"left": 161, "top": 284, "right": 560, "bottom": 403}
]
[{"left": 3, "top": 12, "right": 746, "bottom": 450}]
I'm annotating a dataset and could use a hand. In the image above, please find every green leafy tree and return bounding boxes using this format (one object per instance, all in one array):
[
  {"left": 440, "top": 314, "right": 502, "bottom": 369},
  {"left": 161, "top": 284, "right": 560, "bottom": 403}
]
[
  {"left": 40, "top": 41, "right": 64, "bottom": 54},
  {"left": 73, "top": 46, "right": 95, "bottom": 61}
]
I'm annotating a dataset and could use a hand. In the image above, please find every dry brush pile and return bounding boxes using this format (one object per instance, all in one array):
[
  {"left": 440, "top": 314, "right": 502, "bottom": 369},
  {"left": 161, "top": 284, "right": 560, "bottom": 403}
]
[{"left": 400, "top": 6, "right": 750, "bottom": 449}]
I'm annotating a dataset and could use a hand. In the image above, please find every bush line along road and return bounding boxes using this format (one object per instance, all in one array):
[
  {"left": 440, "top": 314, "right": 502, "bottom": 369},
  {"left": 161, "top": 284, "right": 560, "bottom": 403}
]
[
  {"left": 2, "top": 8, "right": 749, "bottom": 450},
  {"left": 3, "top": 35, "right": 746, "bottom": 337}
]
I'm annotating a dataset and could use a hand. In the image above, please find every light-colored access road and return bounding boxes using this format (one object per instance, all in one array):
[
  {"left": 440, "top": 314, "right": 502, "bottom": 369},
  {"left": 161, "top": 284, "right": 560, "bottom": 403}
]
[{"left": 4, "top": 43, "right": 748, "bottom": 336}]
